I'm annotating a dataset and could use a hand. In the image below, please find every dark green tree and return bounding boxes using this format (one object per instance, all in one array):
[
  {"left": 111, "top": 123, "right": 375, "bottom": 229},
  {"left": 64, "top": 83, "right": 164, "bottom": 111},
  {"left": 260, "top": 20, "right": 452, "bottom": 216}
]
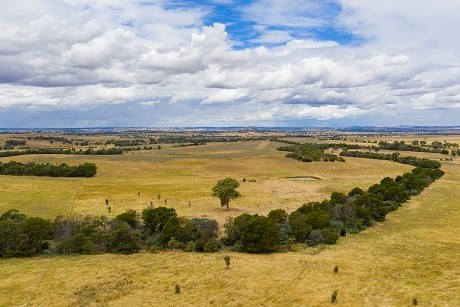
[
  {"left": 268, "top": 209, "right": 288, "bottom": 223},
  {"left": 21, "top": 217, "right": 53, "bottom": 254},
  {"left": 142, "top": 206, "right": 177, "bottom": 234},
  {"left": 288, "top": 211, "right": 312, "bottom": 243},
  {"left": 223, "top": 213, "right": 252, "bottom": 246},
  {"left": 212, "top": 178, "right": 241, "bottom": 210},
  {"left": 106, "top": 221, "right": 141, "bottom": 254},
  {"left": 116, "top": 209, "right": 139, "bottom": 229},
  {"left": 242, "top": 215, "right": 280, "bottom": 253}
]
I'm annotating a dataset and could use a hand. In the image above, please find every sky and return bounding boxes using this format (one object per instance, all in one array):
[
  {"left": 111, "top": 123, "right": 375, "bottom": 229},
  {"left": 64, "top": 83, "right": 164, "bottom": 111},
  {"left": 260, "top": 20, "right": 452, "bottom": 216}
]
[{"left": 1, "top": 0, "right": 460, "bottom": 128}]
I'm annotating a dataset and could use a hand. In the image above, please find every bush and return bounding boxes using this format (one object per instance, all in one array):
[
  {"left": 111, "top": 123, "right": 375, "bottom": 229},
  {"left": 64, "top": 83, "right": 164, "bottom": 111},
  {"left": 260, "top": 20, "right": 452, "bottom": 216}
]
[
  {"left": 321, "top": 229, "right": 339, "bottom": 245},
  {"left": 203, "top": 239, "right": 219, "bottom": 253},
  {"left": 331, "top": 290, "right": 338, "bottom": 303},
  {"left": 278, "top": 222, "right": 293, "bottom": 242},
  {"left": 224, "top": 255, "right": 231, "bottom": 269},
  {"left": 306, "top": 229, "right": 323, "bottom": 246},
  {"left": 55, "top": 233, "right": 88, "bottom": 254},
  {"left": 167, "top": 237, "right": 186, "bottom": 250},
  {"left": 185, "top": 241, "right": 196, "bottom": 252}
]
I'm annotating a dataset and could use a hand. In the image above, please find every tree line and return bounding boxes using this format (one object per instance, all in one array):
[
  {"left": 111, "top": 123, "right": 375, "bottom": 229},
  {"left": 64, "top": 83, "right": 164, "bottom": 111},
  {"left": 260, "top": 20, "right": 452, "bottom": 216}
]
[
  {"left": 339, "top": 150, "right": 442, "bottom": 169},
  {"left": 0, "top": 161, "right": 97, "bottom": 177},
  {"left": 277, "top": 143, "right": 345, "bottom": 162},
  {"left": 2, "top": 139, "right": 27, "bottom": 150},
  {"left": 223, "top": 161, "right": 443, "bottom": 252},
  {"left": 276, "top": 140, "right": 460, "bottom": 160},
  {"left": 29, "top": 136, "right": 73, "bottom": 144},
  {"left": 378, "top": 141, "right": 450, "bottom": 154},
  {"left": 0, "top": 206, "right": 219, "bottom": 257},
  {"left": 0, "top": 147, "right": 123, "bottom": 158}
]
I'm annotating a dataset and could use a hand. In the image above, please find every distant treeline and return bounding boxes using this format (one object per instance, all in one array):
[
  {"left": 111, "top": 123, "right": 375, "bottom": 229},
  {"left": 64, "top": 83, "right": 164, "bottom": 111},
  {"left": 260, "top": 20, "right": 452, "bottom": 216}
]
[
  {"left": 0, "top": 161, "right": 97, "bottom": 177},
  {"left": 378, "top": 141, "right": 450, "bottom": 154},
  {"left": 2, "top": 139, "right": 28, "bottom": 150},
  {"left": 340, "top": 150, "right": 442, "bottom": 169},
  {"left": 151, "top": 135, "right": 269, "bottom": 144},
  {"left": 0, "top": 148, "right": 123, "bottom": 158},
  {"left": 4, "top": 139, "right": 27, "bottom": 146},
  {"left": 105, "top": 139, "right": 146, "bottom": 147},
  {"left": 173, "top": 143, "right": 206, "bottom": 148},
  {"left": 29, "top": 136, "right": 73, "bottom": 144},
  {"left": 274, "top": 140, "right": 458, "bottom": 158},
  {"left": 277, "top": 143, "right": 345, "bottom": 162}
]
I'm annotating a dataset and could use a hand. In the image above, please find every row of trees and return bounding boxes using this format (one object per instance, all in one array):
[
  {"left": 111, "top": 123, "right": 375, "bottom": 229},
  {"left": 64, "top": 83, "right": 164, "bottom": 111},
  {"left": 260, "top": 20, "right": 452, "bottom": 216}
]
[
  {"left": 221, "top": 160, "right": 443, "bottom": 252},
  {"left": 105, "top": 139, "right": 146, "bottom": 146},
  {"left": 3, "top": 139, "right": 27, "bottom": 149},
  {"left": 30, "top": 136, "right": 73, "bottom": 144},
  {"left": 151, "top": 135, "right": 269, "bottom": 144},
  {"left": 378, "top": 141, "right": 450, "bottom": 154},
  {"left": 277, "top": 143, "right": 345, "bottom": 162},
  {"left": 0, "top": 206, "right": 220, "bottom": 257},
  {"left": 0, "top": 161, "right": 97, "bottom": 177},
  {"left": 410, "top": 140, "right": 458, "bottom": 149},
  {"left": 276, "top": 140, "right": 459, "bottom": 159},
  {"left": 340, "top": 150, "right": 442, "bottom": 169},
  {"left": 0, "top": 147, "right": 123, "bottom": 158}
]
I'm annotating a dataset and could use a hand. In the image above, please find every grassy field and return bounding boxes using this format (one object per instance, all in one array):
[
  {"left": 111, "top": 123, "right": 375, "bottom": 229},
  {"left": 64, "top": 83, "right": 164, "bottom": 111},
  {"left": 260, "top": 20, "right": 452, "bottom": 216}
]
[
  {"left": 0, "top": 138, "right": 459, "bottom": 306},
  {"left": 0, "top": 160, "right": 459, "bottom": 306},
  {"left": 0, "top": 140, "right": 412, "bottom": 225}
]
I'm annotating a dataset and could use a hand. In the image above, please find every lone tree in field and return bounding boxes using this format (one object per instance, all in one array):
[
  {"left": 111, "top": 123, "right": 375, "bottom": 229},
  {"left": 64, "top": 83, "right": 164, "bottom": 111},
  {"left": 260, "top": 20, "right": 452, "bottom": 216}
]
[{"left": 212, "top": 178, "right": 241, "bottom": 210}]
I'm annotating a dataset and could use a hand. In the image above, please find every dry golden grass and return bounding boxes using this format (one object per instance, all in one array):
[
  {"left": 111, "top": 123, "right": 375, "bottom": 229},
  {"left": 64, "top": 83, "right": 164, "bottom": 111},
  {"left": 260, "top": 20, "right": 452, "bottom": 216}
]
[
  {"left": 0, "top": 139, "right": 459, "bottom": 306},
  {"left": 0, "top": 141, "right": 411, "bottom": 225},
  {"left": 0, "top": 161, "right": 459, "bottom": 306}
]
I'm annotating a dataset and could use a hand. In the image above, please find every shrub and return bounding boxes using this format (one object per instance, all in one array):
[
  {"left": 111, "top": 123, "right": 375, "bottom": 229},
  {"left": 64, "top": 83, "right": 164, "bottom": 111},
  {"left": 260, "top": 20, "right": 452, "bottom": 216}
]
[
  {"left": 55, "top": 233, "right": 88, "bottom": 254},
  {"left": 224, "top": 255, "right": 231, "bottom": 269},
  {"left": 321, "top": 229, "right": 339, "bottom": 245},
  {"left": 331, "top": 290, "right": 338, "bottom": 303},
  {"left": 203, "top": 239, "right": 219, "bottom": 253},
  {"left": 185, "top": 241, "right": 196, "bottom": 252},
  {"left": 306, "top": 229, "right": 323, "bottom": 246},
  {"left": 167, "top": 237, "right": 185, "bottom": 250}
]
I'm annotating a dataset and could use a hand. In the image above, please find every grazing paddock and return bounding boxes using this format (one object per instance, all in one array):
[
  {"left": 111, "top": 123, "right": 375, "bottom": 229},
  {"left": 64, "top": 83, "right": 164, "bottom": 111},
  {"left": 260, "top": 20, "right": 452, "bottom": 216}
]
[
  {"left": 0, "top": 139, "right": 458, "bottom": 306},
  {"left": 0, "top": 141, "right": 411, "bottom": 225}
]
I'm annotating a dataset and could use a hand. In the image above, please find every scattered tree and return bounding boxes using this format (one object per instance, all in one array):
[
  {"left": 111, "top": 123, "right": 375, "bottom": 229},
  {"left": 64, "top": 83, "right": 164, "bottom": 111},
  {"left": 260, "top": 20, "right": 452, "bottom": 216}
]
[{"left": 212, "top": 178, "right": 241, "bottom": 210}]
